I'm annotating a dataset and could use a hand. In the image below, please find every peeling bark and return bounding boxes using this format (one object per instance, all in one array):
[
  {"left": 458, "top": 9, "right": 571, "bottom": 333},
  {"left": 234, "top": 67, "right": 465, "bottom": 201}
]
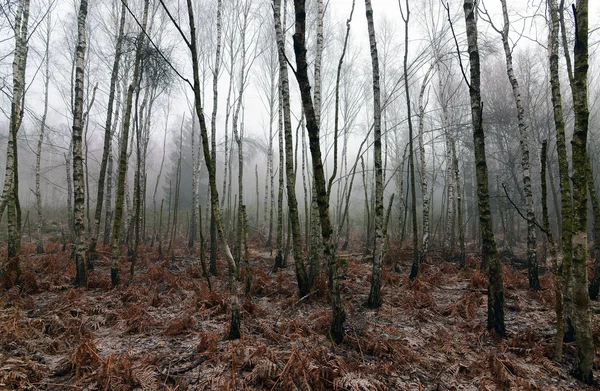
[
  {"left": 364, "top": 0, "right": 384, "bottom": 309},
  {"left": 72, "top": 0, "right": 89, "bottom": 287}
]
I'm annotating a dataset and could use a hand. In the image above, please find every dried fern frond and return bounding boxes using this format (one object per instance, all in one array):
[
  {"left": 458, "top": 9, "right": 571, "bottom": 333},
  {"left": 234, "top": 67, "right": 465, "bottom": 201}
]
[
  {"left": 489, "top": 354, "right": 515, "bottom": 386},
  {"left": 164, "top": 314, "right": 194, "bottom": 335},
  {"left": 132, "top": 364, "right": 159, "bottom": 389},
  {"left": 0, "top": 357, "right": 47, "bottom": 389},
  {"left": 469, "top": 268, "right": 487, "bottom": 289},
  {"left": 197, "top": 364, "right": 228, "bottom": 391},
  {"left": 334, "top": 372, "right": 383, "bottom": 391},
  {"left": 247, "top": 358, "right": 279, "bottom": 384}
]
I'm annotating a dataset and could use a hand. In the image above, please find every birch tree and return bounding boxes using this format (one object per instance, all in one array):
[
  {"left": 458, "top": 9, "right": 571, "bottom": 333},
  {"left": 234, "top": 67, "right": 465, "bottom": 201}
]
[
  {"left": 209, "top": 0, "right": 223, "bottom": 276},
  {"left": 401, "top": 0, "right": 419, "bottom": 280},
  {"left": 364, "top": 0, "right": 384, "bottom": 309},
  {"left": 111, "top": 0, "right": 149, "bottom": 287},
  {"left": 89, "top": 0, "right": 127, "bottom": 261},
  {"left": 547, "top": 0, "right": 576, "bottom": 350},
  {"left": 417, "top": 65, "right": 434, "bottom": 264},
  {"left": 462, "top": 0, "right": 505, "bottom": 336},
  {"left": 291, "top": 0, "right": 345, "bottom": 343},
  {"left": 273, "top": 0, "right": 311, "bottom": 295},
  {"left": 35, "top": 12, "right": 52, "bottom": 255},
  {"left": 567, "top": 0, "right": 594, "bottom": 382},
  {"left": 1, "top": 0, "right": 29, "bottom": 284},
  {"left": 157, "top": 0, "right": 242, "bottom": 339},
  {"left": 486, "top": 0, "right": 539, "bottom": 290},
  {"left": 71, "top": 0, "right": 89, "bottom": 287}
]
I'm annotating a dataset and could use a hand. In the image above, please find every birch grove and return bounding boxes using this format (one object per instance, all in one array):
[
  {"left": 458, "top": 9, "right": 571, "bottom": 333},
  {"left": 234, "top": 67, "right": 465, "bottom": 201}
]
[{"left": 1, "top": 0, "right": 599, "bottom": 386}]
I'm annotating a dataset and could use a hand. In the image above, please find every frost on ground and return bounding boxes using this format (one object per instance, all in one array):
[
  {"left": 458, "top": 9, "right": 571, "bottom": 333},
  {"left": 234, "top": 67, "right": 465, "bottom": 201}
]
[{"left": 0, "top": 240, "right": 598, "bottom": 390}]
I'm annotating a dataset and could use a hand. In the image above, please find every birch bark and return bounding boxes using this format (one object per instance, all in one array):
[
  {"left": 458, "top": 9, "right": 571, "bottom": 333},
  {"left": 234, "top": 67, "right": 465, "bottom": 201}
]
[
  {"left": 111, "top": 0, "right": 150, "bottom": 287},
  {"left": 72, "top": 0, "right": 89, "bottom": 287},
  {"left": 497, "top": 0, "right": 539, "bottom": 290},
  {"left": 463, "top": 0, "right": 505, "bottom": 336},
  {"left": 365, "top": 0, "right": 385, "bottom": 309}
]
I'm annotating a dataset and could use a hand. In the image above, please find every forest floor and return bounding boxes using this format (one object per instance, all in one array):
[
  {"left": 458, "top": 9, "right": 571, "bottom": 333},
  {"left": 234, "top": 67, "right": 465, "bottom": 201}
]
[{"left": 1, "top": 239, "right": 599, "bottom": 390}]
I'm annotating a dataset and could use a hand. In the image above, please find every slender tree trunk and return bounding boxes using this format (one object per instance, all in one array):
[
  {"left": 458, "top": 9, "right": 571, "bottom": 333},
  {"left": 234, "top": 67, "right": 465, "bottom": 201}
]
[
  {"left": 158, "top": 199, "right": 164, "bottom": 255},
  {"left": 568, "top": 0, "right": 593, "bottom": 382},
  {"left": 131, "top": 81, "right": 151, "bottom": 277},
  {"left": 586, "top": 154, "right": 600, "bottom": 299},
  {"left": 152, "top": 110, "right": 168, "bottom": 247},
  {"left": 83, "top": 83, "right": 98, "bottom": 241},
  {"left": 71, "top": 0, "right": 89, "bottom": 287},
  {"left": 189, "top": 114, "right": 198, "bottom": 248},
  {"left": 66, "top": 144, "right": 74, "bottom": 247},
  {"left": 1, "top": 0, "right": 29, "bottom": 283},
  {"left": 463, "top": 0, "right": 505, "bottom": 337},
  {"left": 365, "top": 0, "right": 384, "bottom": 309},
  {"left": 233, "top": 3, "right": 251, "bottom": 267},
  {"left": 452, "top": 139, "right": 465, "bottom": 265},
  {"left": 541, "top": 141, "right": 564, "bottom": 360},
  {"left": 273, "top": 0, "right": 310, "bottom": 294},
  {"left": 157, "top": 0, "right": 241, "bottom": 339},
  {"left": 104, "top": 81, "right": 122, "bottom": 246},
  {"left": 209, "top": 0, "right": 223, "bottom": 276},
  {"left": 111, "top": 0, "right": 149, "bottom": 287},
  {"left": 417, "top": 65, "right": 433, "bottom": 264},
  {"left": 255, "top": 165, "right": 259, "bottom": 223},
  {"left": 309, "top": 0, "right": 324, "bottom": 284},
  {"left": 169, "top": 125, "right": 183, "bottom": 255},
  {"left": 90, "top": 1, "right": 126, "bottom": 260},
  {"left": 35, "top": 15, "right": 51, "bottom": 254},
  {"left": 274, "top": 60, "right": 285, "bottom": 270},
  {"left": 497, "top": 0, "right": 539, "bottom": 290},
  {"left": 291, "top": 0, "right": 345, "bottom": 343},
  {"left": 401, "top": 0, "right": 419, "bottom": 280},
  {"left": 547, "top": 0, "right": 575, "bottom": 344}
]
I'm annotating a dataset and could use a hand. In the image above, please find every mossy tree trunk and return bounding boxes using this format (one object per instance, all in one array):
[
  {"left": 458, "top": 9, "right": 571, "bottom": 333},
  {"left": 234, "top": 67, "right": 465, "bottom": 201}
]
[
  {"left": 291, "top": 0, "right": 345, "bottom": 343},
  {"left": 541, "top": 141, "right": 564, "bottom": 360},
  {"left": 90, "top": 1, "right": 126, "bottom": 261},
  {"left": 586, "top": 154, "right": 600, "bottom": 299},
  {"left": 497, "top": 0, "right": 539, "bottom": 290},
  {"left": 273, "top": 0, "right": 310, "bottom": 295},
  {"left": 156, "top": 0, "right": 242, "bottom": 339},
  {"left": 547, "top": 0, "right": 575, "bottom": 344},
  {"left": 111, "top": 0, "right": 149, "bottom": 287},
  {"left": 568, "top": 0, "right": 594, "bottom": 382},
  {"left": 463, "top": 0, "right": 505, "bottom": 337}
]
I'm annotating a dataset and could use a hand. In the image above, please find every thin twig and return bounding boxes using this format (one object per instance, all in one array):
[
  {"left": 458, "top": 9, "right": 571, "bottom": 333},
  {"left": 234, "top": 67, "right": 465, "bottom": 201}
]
[
  {"left": 270, "top": 348, "right": 296, "bottom": 391},
  {"left": 501, "top": 183, "right": 549, "bottom": 235},
  {"left": 443, "top": 1, "right": 472, "bottom": 91},
  {"left": 124, "top": 0, "right": 193, "bottom": 89}
]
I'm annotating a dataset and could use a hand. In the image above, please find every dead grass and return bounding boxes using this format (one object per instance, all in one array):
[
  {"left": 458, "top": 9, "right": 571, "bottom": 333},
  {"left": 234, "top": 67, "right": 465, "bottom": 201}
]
[{"left": 0, "top": 241, "right": 598, "bottom": 390}]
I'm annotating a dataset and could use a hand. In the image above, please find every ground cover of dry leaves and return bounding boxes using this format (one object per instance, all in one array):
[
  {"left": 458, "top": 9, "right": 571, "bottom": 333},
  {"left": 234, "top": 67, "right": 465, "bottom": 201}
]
[{"left": 1, "top": 240, "right": 599, "bottom": 390}]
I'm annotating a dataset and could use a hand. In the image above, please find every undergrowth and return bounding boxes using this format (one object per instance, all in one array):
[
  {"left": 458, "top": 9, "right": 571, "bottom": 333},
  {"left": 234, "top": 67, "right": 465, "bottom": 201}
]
[{"left": 0, "top": 240, "right": 596, "bottom": 390}]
